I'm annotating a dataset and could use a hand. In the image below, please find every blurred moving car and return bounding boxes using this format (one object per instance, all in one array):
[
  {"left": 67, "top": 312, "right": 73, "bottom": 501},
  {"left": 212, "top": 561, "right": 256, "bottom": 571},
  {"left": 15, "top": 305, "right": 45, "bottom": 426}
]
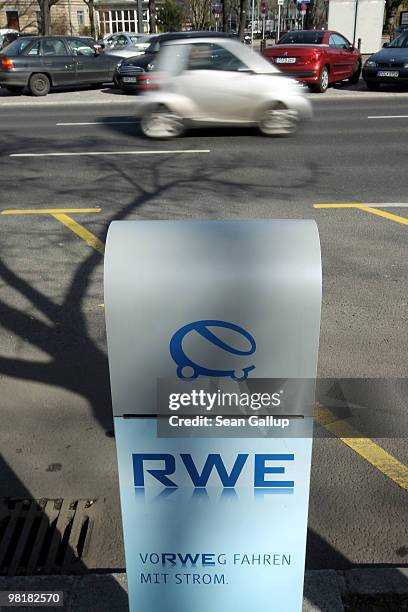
[
  {"left": 263, "top": 29, "right": 362, "bottom": 93},
  {"left": 0, "top": 36, "right": 121, "bottom": 95},
  {"left": 139, "top": 37, "right": 312, "bottom": 139},
  {"left": 363, "top": 29, "right": 408, "bottom": 90},
  {"left": 114, "top": 30, "right": 231, "bottom": 93},
  {"left": 102, "top": 32, "right": 153, "bottom": 58}
]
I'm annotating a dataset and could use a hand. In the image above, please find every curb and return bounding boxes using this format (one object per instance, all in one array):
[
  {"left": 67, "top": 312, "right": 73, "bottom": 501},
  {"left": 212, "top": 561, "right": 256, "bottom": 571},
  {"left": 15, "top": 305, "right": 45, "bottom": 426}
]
[
  {"left": 1, "top": 568, "right": 408, "bottom": 611},
  {"left": 2, "top": 86, "right": 408, "bottom": 107}
]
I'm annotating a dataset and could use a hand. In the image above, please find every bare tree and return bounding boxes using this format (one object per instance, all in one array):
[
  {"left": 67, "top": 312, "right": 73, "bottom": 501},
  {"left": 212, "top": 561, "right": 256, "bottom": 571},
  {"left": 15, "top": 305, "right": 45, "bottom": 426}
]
[
  {"left": 149, "top": 0, "right": 157, "bottom": 32},
  {"left": 384, "top": 0, "right": 406, "bottom": 38},
  {"left": 238, "top": 0, "right": 248, "bottom": 39},
  {"left": 82, "top": 0, "right": 96, "bottom": 38},
  {"left": 188, "top": 0, "right": 210, "bottom": 30},
  {"left": 0, "top": 0, "right": 38, "bottom": 32},
  {"left": 37, "top": 0, "right": 62, "bottom": 35},
  {"left": 308, "top": 0, "right": 329, "bottom": 30}
]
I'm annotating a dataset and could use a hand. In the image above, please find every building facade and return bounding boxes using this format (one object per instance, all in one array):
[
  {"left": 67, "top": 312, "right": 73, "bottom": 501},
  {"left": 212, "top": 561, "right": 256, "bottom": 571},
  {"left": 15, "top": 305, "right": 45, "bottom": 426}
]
[{"left": 0, "top": 0, "right": 150, "bottom": 37}]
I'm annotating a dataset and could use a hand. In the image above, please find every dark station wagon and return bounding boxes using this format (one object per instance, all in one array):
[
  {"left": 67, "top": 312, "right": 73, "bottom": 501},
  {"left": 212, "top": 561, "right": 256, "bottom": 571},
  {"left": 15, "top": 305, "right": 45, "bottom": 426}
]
[{"left": 0, "top": 36, "right": 120, "bottom": 96}]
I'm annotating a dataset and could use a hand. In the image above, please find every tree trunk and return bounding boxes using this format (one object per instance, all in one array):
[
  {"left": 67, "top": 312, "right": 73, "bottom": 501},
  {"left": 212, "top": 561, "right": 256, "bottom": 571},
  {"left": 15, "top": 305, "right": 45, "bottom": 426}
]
[
  {"left": 222, "top": 0, "right": 228, "bottom": 32},
  {"left": 149, "top": 0, "right": 156, "bottom": 33},
  {"left": 238, "top": 0, "right": 247, "bottom": 40},
  {"left": 88, "top": 0, "right": 96, "bottom": 38},
  {"left": 43, "top": 1, "right": 51, "bottom": 35}
]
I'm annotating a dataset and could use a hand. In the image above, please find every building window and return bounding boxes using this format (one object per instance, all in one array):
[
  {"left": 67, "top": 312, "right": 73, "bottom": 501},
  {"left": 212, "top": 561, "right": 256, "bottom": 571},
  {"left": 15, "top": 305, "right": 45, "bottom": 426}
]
[
  {"left": 6, "top": 10, "right": 20, "bottom": 30},
  {"left": 98, "top": 9, "right": 139, "bottom": 36},
  {"left": 77, "top": 10, "right": 85, "bottom": 27}
]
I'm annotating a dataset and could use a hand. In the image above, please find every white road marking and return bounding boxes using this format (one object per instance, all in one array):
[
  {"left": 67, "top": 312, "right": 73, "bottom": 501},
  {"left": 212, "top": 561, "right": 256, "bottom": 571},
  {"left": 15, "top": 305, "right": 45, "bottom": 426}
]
[
  {"left": 367, "top": 115, "right": 408, "bottom": 119},
  {"left": 56, "top": 121, "right": 139, "bottom": 126},
  {"left": 10, "top": 150, "right": 211, "bottom": 158}
]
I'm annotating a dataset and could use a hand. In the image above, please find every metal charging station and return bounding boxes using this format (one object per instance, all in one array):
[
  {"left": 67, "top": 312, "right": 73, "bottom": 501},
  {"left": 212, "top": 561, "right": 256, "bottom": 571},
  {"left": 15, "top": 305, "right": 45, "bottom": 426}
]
[{"left": 104, "top": 220, "right": 321, "bottom": 612}]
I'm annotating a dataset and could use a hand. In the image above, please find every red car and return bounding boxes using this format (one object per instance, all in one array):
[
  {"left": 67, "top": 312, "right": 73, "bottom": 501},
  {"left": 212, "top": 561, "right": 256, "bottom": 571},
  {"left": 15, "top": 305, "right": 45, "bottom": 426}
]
[{"left": 263, "top": 29, "right": 362, "bottom": 93}]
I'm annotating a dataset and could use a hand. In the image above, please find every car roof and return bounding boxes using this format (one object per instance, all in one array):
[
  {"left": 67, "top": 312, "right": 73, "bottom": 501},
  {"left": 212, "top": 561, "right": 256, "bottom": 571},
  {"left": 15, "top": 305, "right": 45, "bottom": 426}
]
[
  {"left": 154, "top": 31, "right": 231, "bottom": 41},
  {"left": 162, "top": 36, "right": 233, "bottom": 46}
]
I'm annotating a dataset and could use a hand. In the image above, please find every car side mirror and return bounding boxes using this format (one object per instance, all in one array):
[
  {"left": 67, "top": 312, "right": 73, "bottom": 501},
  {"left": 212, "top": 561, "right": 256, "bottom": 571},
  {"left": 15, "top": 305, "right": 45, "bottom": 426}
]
[
  {"left": 348, "top": 44, "right": 355, "bottom": 51},
  {"left": 383, "top": 42, "right": 389, "bottom": 48}
]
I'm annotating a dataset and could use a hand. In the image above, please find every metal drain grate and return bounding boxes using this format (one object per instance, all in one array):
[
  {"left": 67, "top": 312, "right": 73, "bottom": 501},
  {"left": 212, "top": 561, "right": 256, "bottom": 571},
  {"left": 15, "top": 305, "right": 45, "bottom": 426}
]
[{"left": 0, "top": 499, "right": 96, "bottom": 576}]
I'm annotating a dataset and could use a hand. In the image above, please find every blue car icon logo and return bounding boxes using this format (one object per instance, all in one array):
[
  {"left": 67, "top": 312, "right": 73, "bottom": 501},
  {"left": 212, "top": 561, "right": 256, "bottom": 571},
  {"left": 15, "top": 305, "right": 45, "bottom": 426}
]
[{"left": 170, "top": 320, "right": 256, "bottom": 380}]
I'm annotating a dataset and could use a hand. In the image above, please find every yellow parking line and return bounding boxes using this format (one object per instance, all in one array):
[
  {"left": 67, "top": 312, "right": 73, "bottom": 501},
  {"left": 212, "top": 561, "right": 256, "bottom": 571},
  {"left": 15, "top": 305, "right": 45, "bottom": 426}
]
[
  {"left": 314, "top": 204, "right": 408, "bottom": 226},
  {"left": 314, "top": 204, "right": 361, "bottom": 208},
  {"left": 1, "top": 208, "right": 101, "bottom": 215},
  {"left": 316, "top": 403, "right": 408, "bottom": 490},
  {"left": 357, "top": 206, "right": 408, "bottom": 226},
  {"left": 52, "top": 214, "right": 105, "bottom": 256},
  {"left": 1, "top": 207, "right": 104, "bottom": 255}
]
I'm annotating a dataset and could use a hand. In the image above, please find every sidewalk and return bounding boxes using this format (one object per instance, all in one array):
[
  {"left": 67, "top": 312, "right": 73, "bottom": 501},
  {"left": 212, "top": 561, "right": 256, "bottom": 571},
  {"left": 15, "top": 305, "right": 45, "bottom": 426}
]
[
  {"left": 1, "top": 568, "right": 408, "bottom": 611},
  {"left": 1, "top": 80, "right": 408, "bottom": 107}
]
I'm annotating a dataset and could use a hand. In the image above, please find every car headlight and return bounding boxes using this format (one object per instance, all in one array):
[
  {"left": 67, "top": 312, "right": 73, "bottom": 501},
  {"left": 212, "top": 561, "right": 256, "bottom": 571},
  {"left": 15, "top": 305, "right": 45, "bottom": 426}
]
[
  {"left": 365, "top": 60, "right": 377, "bottom": 68},
  {"left": 404, "top": 62, "right": 408, "bottom": 69}
]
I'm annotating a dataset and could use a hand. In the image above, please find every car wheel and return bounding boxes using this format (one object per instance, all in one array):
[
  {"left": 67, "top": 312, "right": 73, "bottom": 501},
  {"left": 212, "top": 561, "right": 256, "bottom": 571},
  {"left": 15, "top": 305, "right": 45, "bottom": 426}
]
[
  {"left": 366, "top": 81, "right": 380, "bottom": 91},
  {"left": 140, "top": 104, "right": 184, "bottom": 139},
  {"left": 28, "top": 73, "right": 50, "bottom": 96},
  {"left": 349, "top": 61, "right": 362, "bottom": 84},
  {"left": 309, "top": 66, "right": 329, "bottom": 93},
  {"left": 258, "top": 101, "right": 299, "bottom": 137},
  {"left": 6, "top": 85, "right": 24, "bottom": 95}
]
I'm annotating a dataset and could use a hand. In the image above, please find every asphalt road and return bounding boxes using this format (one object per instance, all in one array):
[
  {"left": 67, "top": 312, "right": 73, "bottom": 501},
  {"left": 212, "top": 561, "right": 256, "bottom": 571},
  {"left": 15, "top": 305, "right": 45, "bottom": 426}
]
[{"left": 0, "top": 97, "right": 407, "bottom": 572}]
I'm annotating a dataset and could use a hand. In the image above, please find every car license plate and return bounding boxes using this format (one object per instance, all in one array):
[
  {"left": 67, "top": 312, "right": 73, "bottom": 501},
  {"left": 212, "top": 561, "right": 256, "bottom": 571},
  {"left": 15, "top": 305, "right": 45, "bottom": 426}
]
[
  {"left": 275, "top": 57, "right": 296, "bottom": 64},
  {"left": 377, "top": 70, "right": 399, "bottom": 77},
  {"left": 123, "top": 76, "right": 137, "bottom": 83}
]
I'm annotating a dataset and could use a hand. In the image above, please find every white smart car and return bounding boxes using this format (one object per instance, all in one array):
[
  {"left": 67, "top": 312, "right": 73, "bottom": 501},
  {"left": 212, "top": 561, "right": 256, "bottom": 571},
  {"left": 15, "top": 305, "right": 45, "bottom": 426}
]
[{"left": 139, "top": 37, "right": 312, "bottom": 139}]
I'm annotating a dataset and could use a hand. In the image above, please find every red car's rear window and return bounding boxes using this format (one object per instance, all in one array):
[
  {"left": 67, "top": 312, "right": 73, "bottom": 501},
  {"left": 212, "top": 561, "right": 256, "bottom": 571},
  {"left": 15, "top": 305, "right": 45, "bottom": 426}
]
[{"left": 278, "top": 31, "right": 325, "bottom": 45}]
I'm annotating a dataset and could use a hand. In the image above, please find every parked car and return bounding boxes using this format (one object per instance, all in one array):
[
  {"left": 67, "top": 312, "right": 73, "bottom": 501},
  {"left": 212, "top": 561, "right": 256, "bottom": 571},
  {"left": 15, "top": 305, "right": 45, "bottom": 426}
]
[
  {"left": 262, "top": 29, "right": 362, "bottom": 93},
  {"left": 100, "top": 32, "right": 152, "bottom": 56},
  {"left": 139, "top": 37, "right": 312, "bottom": 139},
  {"left": 0, "top": 31, "right": 35, "bottom": 52},
  {"left": 0, "top": 36, "right": 121, "bottom": 95},
  {"left": 395, "top": 25, "right": 408, "bottom": 37},
  {"left": 0, "top": 29, "right": 18, "bottom": 51},
  {"left": 114, "top": 30, "right": 231, "bottom": 93},
  {"left": 363, "top": 30, "right": 408, "bottom": 90}
]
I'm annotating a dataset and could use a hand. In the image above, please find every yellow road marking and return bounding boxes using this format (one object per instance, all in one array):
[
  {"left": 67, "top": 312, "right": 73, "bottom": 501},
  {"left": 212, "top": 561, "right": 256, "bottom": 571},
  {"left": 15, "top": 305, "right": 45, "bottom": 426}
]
[
  {"left": 357, "top": 206, "right": 408, "bottom": 226},
  {"left": 52, "top": 214, "right": 105, "bottom": 256},
  {"left": 316, "top": 402, "right": 408, "bottom": 491},
  {"left": 1, "top": 207, "right": 104, "bottom": 255},
  {"left": 1, "top": 208, "right": 101, "bottom": 215},
  {"left": 314, "top": 204, "right": 408, "bottom": 226},
  {"left": 314, "top": 204, "right": 363, "bottom": 208}
]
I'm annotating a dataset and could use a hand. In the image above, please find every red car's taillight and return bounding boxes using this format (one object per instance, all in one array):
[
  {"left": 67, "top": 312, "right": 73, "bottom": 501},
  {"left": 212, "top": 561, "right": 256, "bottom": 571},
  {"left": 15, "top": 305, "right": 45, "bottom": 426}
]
[
  {"left": 138, "top": 74, "right": 161, "bottom": 91},
  {"left": 1, "top": 57, "right": 14, "bottom": 71},
  {"left": 309, "top": 50, "right": 322, "bottom": 63}
]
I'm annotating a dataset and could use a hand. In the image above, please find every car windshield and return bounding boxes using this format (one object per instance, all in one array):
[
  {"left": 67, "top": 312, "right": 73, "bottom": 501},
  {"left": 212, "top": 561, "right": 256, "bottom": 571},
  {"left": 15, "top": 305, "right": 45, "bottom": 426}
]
[
  {"left": 145, "top": 36, "right": 161, "bottom": 53},
  {"left": 1, "top": 37, "right": 34, "bottom": 55},
  {"left": 388, "top": 32, "right": 408, "bottom": 47},
  {"left": 278, "top": 31, "right": 325, "bottom": 45},
  {"left": 129, "top": 35, "right": 149, "bottom": 44}
]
